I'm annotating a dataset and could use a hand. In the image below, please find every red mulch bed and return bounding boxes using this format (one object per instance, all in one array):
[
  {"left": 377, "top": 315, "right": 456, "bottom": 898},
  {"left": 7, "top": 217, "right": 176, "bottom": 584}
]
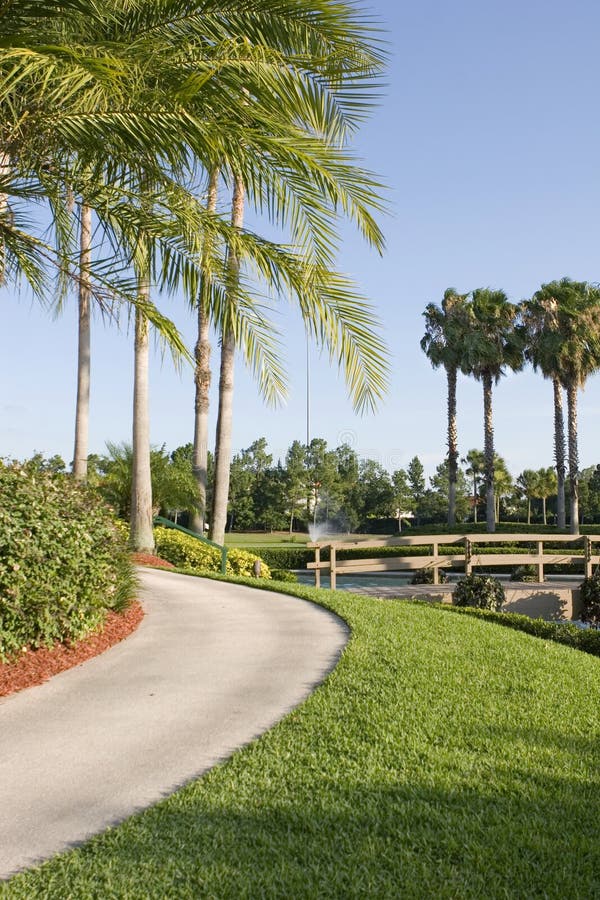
[
  {"left": 0, "top": 601, "right": 144, "bottom": 699},
  {"left": 131, "top": 552, "right": 175, "bottom": 570}
]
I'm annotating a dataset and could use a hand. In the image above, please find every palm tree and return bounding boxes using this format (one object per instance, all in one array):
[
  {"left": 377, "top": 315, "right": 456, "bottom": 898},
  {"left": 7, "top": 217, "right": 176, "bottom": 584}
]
[
  {"left": 3, "top": 1, "right": 390, "bottom": 553},
  {"left": 521, "top": 290, "right": 568, "bottom": 528},
  {"left": 525, "top": 279, "right": 600, "bottom": 533},
  {"left": 72, "top": 202, "right": 92, "bottom": 481},
  {"left": 460, "top": 290, "right": 524, "bottom": 532},
  {"left": 191, "top": 168, "right": 219, "bottom": 534},
  {"left": 210, "top": 172, "right": 245, "bottom": 544},
  {"left": 537, "top": 466, "right": 558, "bottom": 525},
  {"left": 516, "top": 469, "right": 540, "bottom": 525},
  {"left": 493, "top": 455, "right": 513, "bottom": 524},
  {"left": 463, "top": 449, "right": 485, "bottom": 524},
  {"left": 421, "top": 289, "right": 469, "bottom": 525}
]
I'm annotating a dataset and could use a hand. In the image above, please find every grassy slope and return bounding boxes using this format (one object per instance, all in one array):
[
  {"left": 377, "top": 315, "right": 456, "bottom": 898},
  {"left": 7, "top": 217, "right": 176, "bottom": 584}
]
[{"left": 3, "top": 580, "right": 600, "bottom": 899}]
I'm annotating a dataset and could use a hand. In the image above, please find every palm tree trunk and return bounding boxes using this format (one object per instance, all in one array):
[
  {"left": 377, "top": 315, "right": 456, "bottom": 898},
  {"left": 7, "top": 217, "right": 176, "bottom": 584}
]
[
  {"left": 473, "top": 476, "right": 478, "bottom": 523},
  {"left": 210, "top": 173, "right": 245, "bottom": 545},
  {"left": 130, "top": 285, "right": 154, "bottom": 552},
  {"left": 72, "top": 203, "right": 92, "bottom": 481},
  {"left": 191, "top": 168, "right": 219, "bottom": 534},
  {"left": 566, "top": 380, "right": 579, "bottom": 535},
  {"left": 527, "top": 498, "right": 531, "bottom": 525},
  {"left": 483, "top": 374, "right": 495, "bottom": 532},
  {"left": 447, "top": 365, "right": 458, "bottom": 526},
  {"left": 553, "top": 377, "right": 566, "bottom": 529},
  {"left": 0, "top": 152, "right": 9, "bottom": 285},
  {"left": 542, "top": 496, "right": 547, "bottom": 525}
]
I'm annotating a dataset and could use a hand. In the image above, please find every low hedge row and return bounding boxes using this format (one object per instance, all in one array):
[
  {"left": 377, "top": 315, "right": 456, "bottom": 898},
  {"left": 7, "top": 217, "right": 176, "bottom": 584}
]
[
  {"left": 0, "top": 462, "right": 136, "bottom": 661},
  {"left": 154, "top": 527, "right": 271, "bottom": 579},
  {"left": 437, "top": 604, "right": 600, "bottom": 659}
]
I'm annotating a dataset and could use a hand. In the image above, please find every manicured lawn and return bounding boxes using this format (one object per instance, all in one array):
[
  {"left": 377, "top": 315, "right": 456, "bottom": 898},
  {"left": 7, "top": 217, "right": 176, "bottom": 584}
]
[
  {"left": 224, "top": 531, "right": 374, "bottom": 548},
  {"left": 3, "top": 579, "right": 600, "bottom": 898}
]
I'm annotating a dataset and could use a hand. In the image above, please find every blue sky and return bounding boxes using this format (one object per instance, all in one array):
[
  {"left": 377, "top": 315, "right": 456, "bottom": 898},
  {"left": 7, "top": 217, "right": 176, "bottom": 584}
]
[{"left": 2, "top": 0, "right": 600, "bottom": 479}]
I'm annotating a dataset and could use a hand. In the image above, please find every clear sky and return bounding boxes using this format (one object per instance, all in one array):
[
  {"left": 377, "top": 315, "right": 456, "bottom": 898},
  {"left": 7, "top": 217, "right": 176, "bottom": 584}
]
[{"left": 3, "top": 0, "right": 600, "bottom": 479}]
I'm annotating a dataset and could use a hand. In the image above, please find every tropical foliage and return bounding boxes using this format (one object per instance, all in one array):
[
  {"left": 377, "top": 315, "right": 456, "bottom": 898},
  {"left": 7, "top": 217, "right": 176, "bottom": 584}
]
[{"left": 0, "top": 461, "right": 136, "bottom": 661}]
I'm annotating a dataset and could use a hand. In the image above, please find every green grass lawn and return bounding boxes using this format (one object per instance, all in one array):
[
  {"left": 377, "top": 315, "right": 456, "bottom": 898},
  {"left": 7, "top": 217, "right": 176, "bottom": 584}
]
[
  {"left": 3, "top": 579, "right": 600, "bottom": 898},
  {"left": 224, "top": 531, "right": 374, "bottom": 548}
]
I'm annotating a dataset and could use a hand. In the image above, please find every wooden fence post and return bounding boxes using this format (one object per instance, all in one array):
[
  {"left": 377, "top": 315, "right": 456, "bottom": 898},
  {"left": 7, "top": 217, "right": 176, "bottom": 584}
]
[
  {"left": 537, "top": 540, "right": 544, "bottom": 582},
  {"left": 585, "top": 536, "right": 592, "bottom": 579},
  {"left": 465, "top": 537, "right": 472, "bottom": 575},
  {"left": 330, "top": 545, "right": 337, "bottom": 591},
  {"left": 314, "top": 546, "right": 321, "bottom": 588},
  {"left": 432, "top": 541, "right": 439, "bottom": 584}
]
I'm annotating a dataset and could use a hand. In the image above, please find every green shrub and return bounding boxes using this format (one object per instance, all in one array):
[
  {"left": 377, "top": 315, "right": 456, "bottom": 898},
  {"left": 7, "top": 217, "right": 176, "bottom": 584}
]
[
  {"left": 226, "top": 548, "right": 271, "bottom": 579},
  {"left": 453, "top": 574, "right": 505, "bottom": 611},
  {"left": 579, "top": 571, "right": 600, "bottom": 626},
  {"left": 0, "top": 462, "right": 136, "bottom": 661},
  {"left": 410, "top": 568, "right": 447, "bottom": 585},
  {"left": 270, "top": 568, "right": 298, "bottom": 583},
  {"left": 154, "top": 527, "right": 271, "bottom": 579}
]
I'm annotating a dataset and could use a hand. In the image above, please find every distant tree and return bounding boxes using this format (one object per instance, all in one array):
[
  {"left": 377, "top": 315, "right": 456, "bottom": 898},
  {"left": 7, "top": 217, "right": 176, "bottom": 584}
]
[
  {"left": 284, "top": 441, "right": 308, "bottom": 533},
  {"left": 493, "top": 455, "right": 514, "bottom": 523},
  {"left": 430, "top": 460, "right": 470, "bottom": 521},
  {"left": 407, "top": 456, "right": 426, "bottom": 524},
  {"left": 392, "top": 468, "right": 411, "bottom": 531},
  {"left": 516, "top": 469, "right": 540, "bottom": 525},
  {"left": 460, "top": 289, "right": 524, "bottom": 532},
  {"left": 421, "top": 288, "right": 470, "bottom": 525},
  {"left": 524, "top": 279, "right": 600, "bottom": 533},
  {"left": 463, "top": 449, "right": 485, "bottom": 524},
  {"left": 306, "top": 438, "right": 341, "bottom": 525},
  {"left": 536, "top": 466, "right": 557, "bottom": 525},
  {"left": 352, "top": 459, "right": 394, "bottom": 522},
  {"left": 521, "top": 291, "right": 567, "bottom": 528}
]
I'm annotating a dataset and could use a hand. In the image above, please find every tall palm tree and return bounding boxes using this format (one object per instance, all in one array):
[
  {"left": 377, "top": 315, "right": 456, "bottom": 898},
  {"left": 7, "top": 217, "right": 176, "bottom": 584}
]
[
  {"left": 460, "top": 290, "right": 524, "bottom": 532},
  {"left": 463, "top": 449, "right": 485, "bottom": 524},
  {"left": 72, "top": 202, "right": 92, "bottom": 481},
  {"left": 421, "top": 288, "right": 469, "bottom": 525},
  {"left": 521, "top": 291, "right": 568, "bottom": 528},
  {"left": 525, "top": 279, "right": 600, "bottom": 533},
  {"left": 210, "top": 173, "right": 245, "bottom": 545},
  {"left": 3, "top": 1, "right": 390, "bottom": 554},
  {"left": 191, "top": 167, "right": 219, "bottom": 534}
]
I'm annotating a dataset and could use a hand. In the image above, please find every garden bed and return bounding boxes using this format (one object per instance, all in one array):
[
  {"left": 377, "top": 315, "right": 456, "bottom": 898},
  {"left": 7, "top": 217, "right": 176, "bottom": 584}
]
[{"left": 0, "top": 601, "right": 143, "bottom": 699}]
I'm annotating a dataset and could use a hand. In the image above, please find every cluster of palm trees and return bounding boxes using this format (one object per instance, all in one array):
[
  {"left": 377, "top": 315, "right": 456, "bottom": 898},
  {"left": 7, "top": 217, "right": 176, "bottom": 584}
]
[
  {"left": 2, "top": 1, "right": 390, "bottom": 550},
  {"left": 422, "top": 278, "right": 600, "bottom": 534}
]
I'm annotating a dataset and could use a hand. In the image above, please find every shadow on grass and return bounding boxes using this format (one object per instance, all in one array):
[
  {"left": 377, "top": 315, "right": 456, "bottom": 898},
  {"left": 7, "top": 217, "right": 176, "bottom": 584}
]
[{"left": 20, "top": 750, "right": 599, "bottom": 900}]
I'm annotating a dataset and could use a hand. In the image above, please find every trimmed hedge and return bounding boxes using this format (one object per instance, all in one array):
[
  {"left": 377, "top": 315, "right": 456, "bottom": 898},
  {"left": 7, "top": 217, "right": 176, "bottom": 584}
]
[
  {"left": 438, "top": 604, "right": 600, "bottom": 659},
  {"left": 0, "top": 462, "right": 136, "bottom": 661},
  {"left": 154, "top": 527, "right": 271, "bottom": 579}
]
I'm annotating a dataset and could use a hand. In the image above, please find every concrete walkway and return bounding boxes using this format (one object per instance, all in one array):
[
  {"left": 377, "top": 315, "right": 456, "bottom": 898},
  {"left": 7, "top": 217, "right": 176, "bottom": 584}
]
[{"left": 0, "top": 569, "right": 348, "bottom": 880}]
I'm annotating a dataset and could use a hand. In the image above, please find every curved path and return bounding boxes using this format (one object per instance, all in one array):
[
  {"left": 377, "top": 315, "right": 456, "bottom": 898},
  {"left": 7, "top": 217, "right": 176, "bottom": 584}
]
[{"left": 0, "top": 569, "right": 348, "bottom": 880}]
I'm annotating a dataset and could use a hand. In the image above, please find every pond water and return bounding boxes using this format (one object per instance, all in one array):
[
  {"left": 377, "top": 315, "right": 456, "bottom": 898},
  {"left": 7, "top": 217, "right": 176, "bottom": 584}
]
[{"left": 296, "top": 572, "right": 414, "bottom": 591}]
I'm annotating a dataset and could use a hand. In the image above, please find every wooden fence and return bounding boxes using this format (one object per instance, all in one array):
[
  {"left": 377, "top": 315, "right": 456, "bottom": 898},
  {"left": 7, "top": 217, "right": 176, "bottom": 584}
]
[{"left": 306, "top": 533, "right": 600, "bottom": 589}]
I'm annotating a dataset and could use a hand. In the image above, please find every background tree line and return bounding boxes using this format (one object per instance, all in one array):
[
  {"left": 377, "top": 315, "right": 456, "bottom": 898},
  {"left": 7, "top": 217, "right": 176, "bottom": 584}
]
[{"left": 23, "top": 442, "right": 600, "bottom": 533}]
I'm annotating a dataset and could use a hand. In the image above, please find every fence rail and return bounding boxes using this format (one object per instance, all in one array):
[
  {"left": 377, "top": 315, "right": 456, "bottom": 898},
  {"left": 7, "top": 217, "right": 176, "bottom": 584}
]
[{"left": 306, "top": 534, "right": 600, "bottom": 589}]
